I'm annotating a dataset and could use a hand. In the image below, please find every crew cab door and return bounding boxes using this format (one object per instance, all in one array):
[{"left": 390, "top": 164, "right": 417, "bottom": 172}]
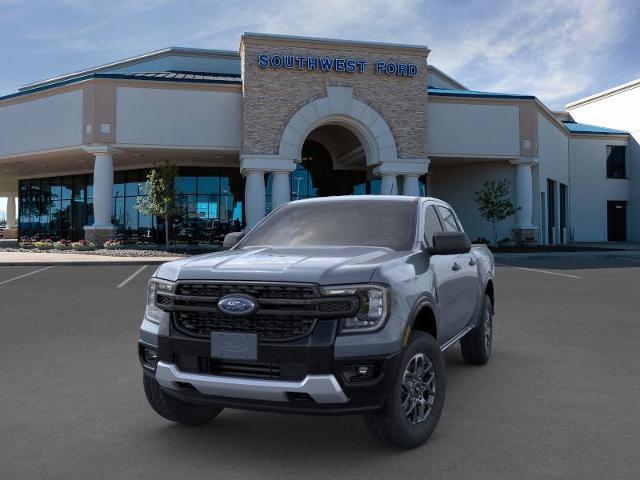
[
  {"left": 433, "top": 205, "right": 481, "bottom": 337},
  {"left": 424, "top": 204, "right": 464, "bottom": 341}
]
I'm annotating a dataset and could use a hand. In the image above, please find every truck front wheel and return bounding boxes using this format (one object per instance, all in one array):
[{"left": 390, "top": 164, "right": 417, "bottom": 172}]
[
  {"left": 460, "top": 294, "right": 493, "bottom": 365},
  {"left": 363, "top": 331, "right": 446, "bottom": 448},
  {"left": 143, "top": 374, "right": 223, "bottom": 426}
]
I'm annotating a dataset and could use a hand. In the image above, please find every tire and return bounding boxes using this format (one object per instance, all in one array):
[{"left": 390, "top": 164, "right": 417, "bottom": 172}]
[
  {"left": 363, "top": 331, "right": 446, "bottom": 449},
  {"left": 143, "top": 374, "right": 223, "bottom": 426},
  {"left": 460, "top": 294, "right": 493, "bottom": 365}
]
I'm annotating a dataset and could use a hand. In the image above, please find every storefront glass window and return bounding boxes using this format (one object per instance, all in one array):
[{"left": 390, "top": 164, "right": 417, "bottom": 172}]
[{"left": 18, "top": 167, "right": 245, "bottom": 246}]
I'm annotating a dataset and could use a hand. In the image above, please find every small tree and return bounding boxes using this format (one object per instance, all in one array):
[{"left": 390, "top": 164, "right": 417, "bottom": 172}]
[
  {"left": 474, "top": 179, "right": 519, "bottom": 245},
  {"left": 136, "top": 160, "right": 178, "bottom": 251}
]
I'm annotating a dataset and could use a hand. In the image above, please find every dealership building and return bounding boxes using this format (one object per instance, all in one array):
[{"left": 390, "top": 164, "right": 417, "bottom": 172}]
[{"left": 0, "top": 33, "right": 637, "bottom": 246}]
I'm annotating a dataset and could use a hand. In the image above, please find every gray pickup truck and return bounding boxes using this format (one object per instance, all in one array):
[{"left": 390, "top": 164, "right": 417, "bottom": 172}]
[{"left": 139, "top": 196, "right": 495, "bottom": 448}]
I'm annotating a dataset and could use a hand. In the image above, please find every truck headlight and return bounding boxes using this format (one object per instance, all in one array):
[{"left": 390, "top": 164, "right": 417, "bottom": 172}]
[
  {"left": 145, "top": 279, "right": 175, "bottom": 324},
  {"left": 322, "top": 285, "right": 389, "bottom": 334}
]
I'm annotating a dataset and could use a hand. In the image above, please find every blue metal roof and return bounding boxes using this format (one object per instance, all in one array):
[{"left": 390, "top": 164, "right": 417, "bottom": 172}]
[
  {"left": 562, "top": 121, "right": 628, "bottom": 135},
  {"left": 0, "top": 71, "right": 242, "bottom": 102},
  {"left": 427, "top": 87, "right": 535, "bottom": 100}
]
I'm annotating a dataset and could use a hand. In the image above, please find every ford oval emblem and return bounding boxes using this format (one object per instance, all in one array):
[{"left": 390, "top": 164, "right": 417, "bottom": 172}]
[{"left": 217, "top": 295, "right": 257, "bottom": 317}]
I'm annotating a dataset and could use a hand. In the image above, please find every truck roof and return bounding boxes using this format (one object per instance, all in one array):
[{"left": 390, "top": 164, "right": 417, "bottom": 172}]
[{"left": 289, "top": 195, "right": 424, "bottom": 205}]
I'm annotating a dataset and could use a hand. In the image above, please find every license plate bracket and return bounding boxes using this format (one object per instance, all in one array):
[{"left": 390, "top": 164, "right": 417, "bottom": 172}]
[{"left": 210, "top": 332, "right": 258, "bottom": 361}]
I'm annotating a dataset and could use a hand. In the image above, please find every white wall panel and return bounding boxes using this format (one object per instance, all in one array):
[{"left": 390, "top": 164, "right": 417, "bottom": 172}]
[
  {"left": 0, "top": 90, "right": 83, "bottom": 156},
  {"left": 116, "top": 87, "right": 242, "bottom": 148},
  {"left": 428, "top": 103, "right": 519, "bottom": 157}
]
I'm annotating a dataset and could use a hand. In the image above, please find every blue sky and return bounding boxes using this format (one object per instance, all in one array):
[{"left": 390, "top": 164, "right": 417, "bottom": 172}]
[
  {"left": 1, "top": 0, "right": 639, "bottom": 109},
  {"left": 1, "top": 0, "right": 639, "bottom": 218}
]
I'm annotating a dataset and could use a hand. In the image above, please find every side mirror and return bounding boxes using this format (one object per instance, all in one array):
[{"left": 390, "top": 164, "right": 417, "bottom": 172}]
[
  {"left": 428, "top": 231, "right": 471, "bottom": 255},
  {"left": 222, "top": 232, "right": 245, "bottom": 250}
]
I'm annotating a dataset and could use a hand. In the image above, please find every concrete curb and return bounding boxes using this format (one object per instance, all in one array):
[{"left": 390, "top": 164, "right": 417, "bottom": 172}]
[
  {"left": 495, "top": 250, "right": 640, "bottom": 260},
  {"left": 0, "top": 260, "right": 173, "bottom": 266}
]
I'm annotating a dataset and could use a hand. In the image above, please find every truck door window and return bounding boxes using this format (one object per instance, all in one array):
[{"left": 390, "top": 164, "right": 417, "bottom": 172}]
[
  {"left": 425, "top": 205, "right": 444, "bottom": 246},
  {"left": 436, "top": 206, "right": 460, "bottom": 232}
]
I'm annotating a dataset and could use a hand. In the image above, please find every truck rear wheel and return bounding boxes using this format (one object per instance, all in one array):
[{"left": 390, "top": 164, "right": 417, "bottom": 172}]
[
  {"left": 460, "top": 294, "right": 493, "bottom": 365},
  {"left": 143, "top": 374, "right": 223, "bottom": 426},
  {"left": 363, "top": 331, "right": 446, "bottom": 449}
]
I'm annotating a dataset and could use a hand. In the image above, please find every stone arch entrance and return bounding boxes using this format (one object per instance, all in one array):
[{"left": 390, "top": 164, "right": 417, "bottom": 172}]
[
  {"left": 278, "top": 86, "right": 398, "bottom": 167},
  {"left": 240, "top": 86, "right": 428, "bottom": 228}
]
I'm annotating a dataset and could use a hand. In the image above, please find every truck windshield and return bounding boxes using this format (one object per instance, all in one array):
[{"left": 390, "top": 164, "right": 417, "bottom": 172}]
[{"left": 239, "top": 199, "right": 417, "bottom": 251}]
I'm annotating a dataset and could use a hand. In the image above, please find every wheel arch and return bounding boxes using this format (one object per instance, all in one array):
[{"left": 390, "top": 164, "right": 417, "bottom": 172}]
[
  {"left": 484, "top": 278, "right": 495, "bottom": 311},
  {"left": 406, "top": 297, "right": 438, "bottom": 344}
]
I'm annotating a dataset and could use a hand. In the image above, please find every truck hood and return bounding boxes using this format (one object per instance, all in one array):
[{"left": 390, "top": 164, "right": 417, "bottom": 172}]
[{"left": 154, "top": 246, "right": 406, "bottom": 285}]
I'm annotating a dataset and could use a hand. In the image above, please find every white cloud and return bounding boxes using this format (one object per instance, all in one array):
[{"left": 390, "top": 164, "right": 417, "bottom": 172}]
[
  {"left": 425, "top": 0, "right": 631, "bottom": 108},
  {"left": 3, "top": 0, "right": 635, "bottom": 109}
]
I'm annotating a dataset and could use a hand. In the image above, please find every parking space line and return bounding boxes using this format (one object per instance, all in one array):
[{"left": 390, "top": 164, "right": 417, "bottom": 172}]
[
  {"left": 116, "top": 265, "right": 148, "bottom": 289},
  {"left": 512, "top": 266, "right": 581, "bottom": 279},
  {"left": 0, "top": 266, "right": 52, "bottom": 286}
]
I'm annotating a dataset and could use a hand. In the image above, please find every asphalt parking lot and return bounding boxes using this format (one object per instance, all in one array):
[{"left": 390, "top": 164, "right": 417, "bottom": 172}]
[{"left": 1, "top": 257, "right": 639, "bottom": 480}]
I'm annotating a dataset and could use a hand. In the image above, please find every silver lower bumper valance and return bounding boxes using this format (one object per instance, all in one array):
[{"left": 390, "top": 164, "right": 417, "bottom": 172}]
[{"left": 155, "top": 361, "right": 349, "bottom": 404}]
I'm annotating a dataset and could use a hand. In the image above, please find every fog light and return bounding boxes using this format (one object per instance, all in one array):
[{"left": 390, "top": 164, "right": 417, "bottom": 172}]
[
  {"left": 342, "top": 364, "right": 376, "bottom": 383},
  {"left": 142, "top": 347, "right": 158, "bottom": 368}
]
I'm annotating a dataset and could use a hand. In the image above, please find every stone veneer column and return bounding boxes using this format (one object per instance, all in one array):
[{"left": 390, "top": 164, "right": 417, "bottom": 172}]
[
  {"left": 84, "top": 145, "right": 117, "bottom": 246},
  {"left": 509, "top": 157, "right": 539, "bottom": 242},
  {"left": 244, "top": 170, "right": 266, "bottom": 230}
]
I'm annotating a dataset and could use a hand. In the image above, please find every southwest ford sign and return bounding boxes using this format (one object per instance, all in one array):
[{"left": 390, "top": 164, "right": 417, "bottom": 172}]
[{"left": 257, "top": 54, "right": 418, "bottom": 77}]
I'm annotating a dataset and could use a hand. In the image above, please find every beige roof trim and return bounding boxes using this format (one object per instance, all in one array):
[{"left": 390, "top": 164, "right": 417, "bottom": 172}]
[{"left": 1, "top": 77, "right": 240, "bottom": 108}]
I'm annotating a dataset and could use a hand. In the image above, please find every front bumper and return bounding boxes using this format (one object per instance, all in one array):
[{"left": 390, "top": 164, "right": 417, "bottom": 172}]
[
  {"left": 155, "top": 361, "right": 348, "bottom": 403},
  {"left": 140, "top": 316, "right": 400, "bottom": 415}
]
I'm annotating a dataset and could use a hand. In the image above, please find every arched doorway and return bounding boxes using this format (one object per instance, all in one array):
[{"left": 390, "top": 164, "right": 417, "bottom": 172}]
[{"left": 267, "top": 124, "right": 383, "bottom": 210}]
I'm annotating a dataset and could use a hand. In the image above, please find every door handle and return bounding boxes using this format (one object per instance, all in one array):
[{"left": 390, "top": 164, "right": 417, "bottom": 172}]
[
  {"left": 452, "top": 262, "right": 461, "bottom": 271},
  {"left": 468, "top": 258, "right": 477, "bottom": 266}
]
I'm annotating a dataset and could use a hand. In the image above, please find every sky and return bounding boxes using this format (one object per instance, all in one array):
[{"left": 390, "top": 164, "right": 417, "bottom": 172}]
[{"left": 1, "top": 0, "right": 640, "bottom": 215}]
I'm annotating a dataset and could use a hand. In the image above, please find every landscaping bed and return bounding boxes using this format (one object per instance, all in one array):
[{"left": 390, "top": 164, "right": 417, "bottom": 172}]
[
  {"left": 0, "top": 247, "right": 186, "bottom": 257},
  {"left": 487, "top": 245, "right": 624, "bottom": 253}
]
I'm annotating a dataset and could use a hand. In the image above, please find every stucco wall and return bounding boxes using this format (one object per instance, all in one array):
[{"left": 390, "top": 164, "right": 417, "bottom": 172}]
[
  {"left": 427, "top": 102, "right": 520, "bottom": 157},
  {"left": 429, "top": 161, "right": 517, "bottom": 242},
  {"left": 569, "top": 136, "right": 630, "bottom": 242},
  {"left": 0, "top": 90, "right": 83, "bottom": 157},
  {"left": 568, "top": 86, "right": 639, "bottom": 241},
  {"left": 240, "top": 36, "right": 428, "bottom": 159},
  {"left": 115, "top": 87, "right": 242, "bottom": 148}
]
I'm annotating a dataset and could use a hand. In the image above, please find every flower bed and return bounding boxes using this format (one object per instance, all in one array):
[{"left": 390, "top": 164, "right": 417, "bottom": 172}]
[
  {"left": 54, "top": 239, "right": 73, "bottom": 250},
  {"left": 103, "top": 239, "right": 122, "bottom": 250},
  {"left": 70, "top": 240, "right": 96, "bottom": 251}
]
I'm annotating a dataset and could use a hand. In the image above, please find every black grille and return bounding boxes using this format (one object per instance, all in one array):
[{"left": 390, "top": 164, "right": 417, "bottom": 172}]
[
  {"left": 175, "top": 283, "right": 318, "bottom": 300},
  {"left": 174, "top": 311, "right": 317, "bottom": 342},
  {"left": 175, "top": 355, "right": 281, "bottom": 379},
  {"left": 167, "top": 282, "right": 359, "bottom": 342}
]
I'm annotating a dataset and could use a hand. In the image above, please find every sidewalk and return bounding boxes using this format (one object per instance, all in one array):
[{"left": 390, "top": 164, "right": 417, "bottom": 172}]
[
  {"left": 0, "top": 251, "right": 185, "bottom": 266},
  {"left": 495, "top": 250, "right": 640, "bottom": 260}
]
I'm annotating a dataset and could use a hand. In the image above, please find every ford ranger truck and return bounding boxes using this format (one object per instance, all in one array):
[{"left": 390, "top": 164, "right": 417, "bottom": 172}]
[{"left": 139, "top": 196, "right": 495, "bottom": 448}]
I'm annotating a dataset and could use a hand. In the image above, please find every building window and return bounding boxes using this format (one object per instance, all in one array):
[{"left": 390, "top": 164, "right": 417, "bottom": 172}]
[
  {"left": 18, "top": 167, "right": 245, "bottom": 246},
  {"left": 606, "top": 146, "right": 626, "bottom": 179}
]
